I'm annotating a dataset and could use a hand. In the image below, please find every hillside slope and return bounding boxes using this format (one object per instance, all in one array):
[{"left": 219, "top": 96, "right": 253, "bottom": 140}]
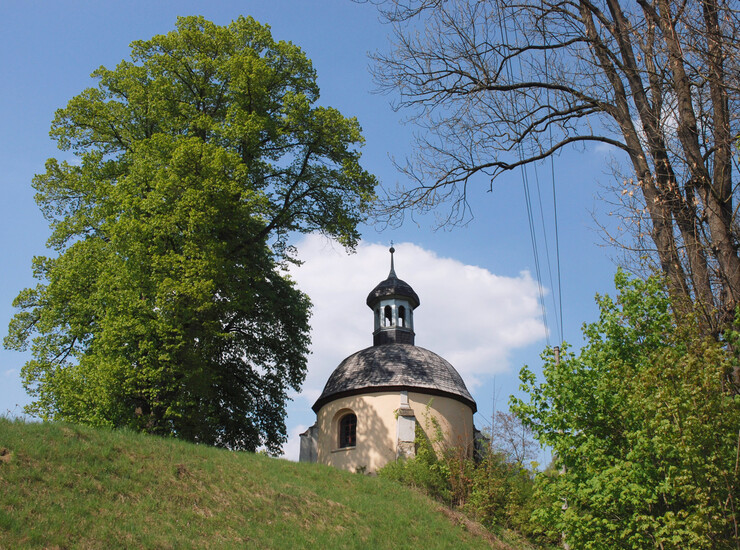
[{"left": 0, "top": 418, "right": 504, "bottom": 549}]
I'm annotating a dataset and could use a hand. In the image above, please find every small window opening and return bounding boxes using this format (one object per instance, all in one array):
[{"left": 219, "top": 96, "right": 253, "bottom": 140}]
[
  {"left": 339, "top": 413, "right": 357, "bottom": 448},
  {"left": 398, "top": 306, "right": 406, "bottom": 327},
  {"left": 384, "top": 305, "right": 393, "bottom": 327}
]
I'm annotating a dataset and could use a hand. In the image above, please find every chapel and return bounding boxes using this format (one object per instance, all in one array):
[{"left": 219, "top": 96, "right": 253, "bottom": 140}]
[{"left": 299, "top": 247, "right": 478, "bottom": 473}]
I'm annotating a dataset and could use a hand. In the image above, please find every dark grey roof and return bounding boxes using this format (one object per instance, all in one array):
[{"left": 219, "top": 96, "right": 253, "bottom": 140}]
[
  {"left": 366, "top": 275, "right": 420, "bottom": 309},
  {"left": 312, "top": 344, "right": 476, "bottom": 413}
]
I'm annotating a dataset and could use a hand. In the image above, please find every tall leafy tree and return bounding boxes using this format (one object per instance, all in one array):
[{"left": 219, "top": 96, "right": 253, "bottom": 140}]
[
  {"left": 512, "top": 273, "right": 740, "bottom": 548},
  {"left": 4, "top": 16, "right": 377, "bottom": 453}
]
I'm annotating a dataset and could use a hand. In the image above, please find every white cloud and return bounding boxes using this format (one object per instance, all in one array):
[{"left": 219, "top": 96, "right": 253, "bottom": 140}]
[{"left": 287, "top": 235, "right": 546, "bottom": 402}]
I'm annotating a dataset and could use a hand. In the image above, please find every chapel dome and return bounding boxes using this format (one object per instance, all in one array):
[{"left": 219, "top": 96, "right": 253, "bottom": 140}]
[{"left": 312, "top": 343, "right": 477, "bottom": 413}]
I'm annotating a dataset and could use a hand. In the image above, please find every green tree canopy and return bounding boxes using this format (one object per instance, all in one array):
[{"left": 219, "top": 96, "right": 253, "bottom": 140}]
[
  {"left": 4, "top": 16, "right": 377, "bottom": 453},
  {"left": 512, "top": 272, "right": 740, "bottom": 548}
]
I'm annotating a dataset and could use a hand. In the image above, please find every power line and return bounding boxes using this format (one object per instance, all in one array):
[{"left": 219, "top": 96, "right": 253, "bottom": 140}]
[
  {"left": 495, "top": 3, "right": 563, "bottom": 346},
  {"left": 542, "top": 13, "right": 564, "bottom": 345},
  {"left": 521, "top": 164, "right": 551, "bottom": 347},
  {"left": 533, "top": 163, "right": 562, "bottom": 343}
]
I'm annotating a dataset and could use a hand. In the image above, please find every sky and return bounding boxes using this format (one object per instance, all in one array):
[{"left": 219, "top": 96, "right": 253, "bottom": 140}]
[{"left": 1, "top": 1, "right": 621, "bottom": 461}]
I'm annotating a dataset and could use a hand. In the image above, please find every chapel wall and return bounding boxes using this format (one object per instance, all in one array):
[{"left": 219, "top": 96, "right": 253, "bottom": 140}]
[
  {"left": 315, "top": 391, "right": 474, "bottom": 474},
  {"left": 408, "top": 391, "right": 475, "bottom": 456}
]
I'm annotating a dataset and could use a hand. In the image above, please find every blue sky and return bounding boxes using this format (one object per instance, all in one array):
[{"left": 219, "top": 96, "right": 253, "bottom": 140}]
[{"left": 1, "top": 1, "right": 620, "bottom": 460}]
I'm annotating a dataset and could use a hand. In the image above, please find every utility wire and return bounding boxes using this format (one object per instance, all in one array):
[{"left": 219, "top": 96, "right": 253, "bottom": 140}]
[
  {"left": 496, "top": 4, "right": 555, "bottom": 346},
  {"left": 502, "top": 2, "right": 565, "bottom": 345},
  {"left": 542, "top": 14, "right": 564, "bottom": 345},
  {"left": 532, "top": 162, "right": 562, "bottom": 343},
  {"left": 521, "top": 164, "right": 551, "bottom": 347},
  {"left": 550, "top": 146, "right": 564, "bottom": 344}
]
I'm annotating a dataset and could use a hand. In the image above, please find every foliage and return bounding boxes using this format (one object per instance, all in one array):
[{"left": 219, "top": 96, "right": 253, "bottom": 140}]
[
  {"left": 0, "top": 417, "right": 497, "bottom": 549},
  {"left": 465, "top": 451, "right": 555, "bottom": 546},
  {"left": 378, "top": 420, "right": 454, "bottom": 503},
  {"left": 512, "top": 271, "right": 740, "bottom": 549},
  {"left": 4, "top": 16, "right": 377, "bottom": 453},
  {"left": 370, "top": 0, "right": 740, "bottom": 331},
  {"left": 378, "top": 413, "right": 552, "bottom": 545}
]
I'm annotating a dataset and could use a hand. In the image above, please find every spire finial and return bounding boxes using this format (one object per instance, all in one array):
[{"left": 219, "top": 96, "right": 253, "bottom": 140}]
[{"left": 389, "top": 242, "right": 396, "bottom": 278}]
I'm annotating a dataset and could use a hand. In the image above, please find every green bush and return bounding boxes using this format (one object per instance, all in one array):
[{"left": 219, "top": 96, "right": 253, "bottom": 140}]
[
  {"left": 378, "top": 423, "right": 452, "bottom": 503},
  {"left": 378, "top": 418, "right": 555, "bottom": 546},
  {"left": 513, "top": 272, "right": 740, "bottom": 548}
]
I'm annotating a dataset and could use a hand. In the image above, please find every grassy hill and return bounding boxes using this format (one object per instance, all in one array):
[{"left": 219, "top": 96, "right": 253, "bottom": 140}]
[{"left": 0, "top": 418, "right": 519, "bottom": 549}]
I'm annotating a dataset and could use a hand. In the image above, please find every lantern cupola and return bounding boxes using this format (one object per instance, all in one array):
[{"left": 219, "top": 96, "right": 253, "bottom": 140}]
[{"left": 365, "top": 247, "right": 420, "bottom": 346}]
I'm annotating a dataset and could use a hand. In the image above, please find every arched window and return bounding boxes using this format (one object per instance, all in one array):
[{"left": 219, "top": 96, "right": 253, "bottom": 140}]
[
  {"left": 384, "top": 305, "right": 393, "bottom": 327},
  {"left": 339, "top": 413, "right": 357, "bottom": 448},
  {"left": 398, "top": 305, "right": 406, "bottom": 327}
]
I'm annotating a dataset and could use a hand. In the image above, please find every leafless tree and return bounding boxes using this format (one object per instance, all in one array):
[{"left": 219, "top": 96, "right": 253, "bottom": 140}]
[
  {"left": 491, "top": 410, "right": 539, "bottom": 465},
  {"left": 369, "top": 0, "right": 740, "bottom": 332}
]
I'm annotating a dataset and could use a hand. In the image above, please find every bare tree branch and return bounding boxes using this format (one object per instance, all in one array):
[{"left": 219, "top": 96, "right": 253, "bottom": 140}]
[{"left": 369, "top": 0, "right": 740, "bottom": 332}]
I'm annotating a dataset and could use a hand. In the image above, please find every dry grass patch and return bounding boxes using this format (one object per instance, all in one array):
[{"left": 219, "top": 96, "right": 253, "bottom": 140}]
[{"left": 0, "top": 448, "right": 12, "bottom": 464}]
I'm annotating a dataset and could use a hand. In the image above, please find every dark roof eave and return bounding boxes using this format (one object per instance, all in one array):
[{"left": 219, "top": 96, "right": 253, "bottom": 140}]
[
  {"left": 365, "top": 291, "right": 420, "bottom": 309},
  {"left": 311, "top": 384, "right": 477, "bottom": 414},
  {"left": 365, "top": 278, "right": 420, "bottom": 309}
]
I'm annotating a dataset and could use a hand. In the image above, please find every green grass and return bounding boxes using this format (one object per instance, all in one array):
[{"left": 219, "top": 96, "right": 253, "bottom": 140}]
[{"left": 0, "top": 418, "right": 513, "bottom": 549}]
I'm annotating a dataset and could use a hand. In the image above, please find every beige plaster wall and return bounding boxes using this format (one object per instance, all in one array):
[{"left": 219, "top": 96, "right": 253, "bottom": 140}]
[
  {"left": 408, "top": 391, "right": 475, "bottom": 453},
  {"left": 315, "top": 391, "right": 474, "bottom": 474}
]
